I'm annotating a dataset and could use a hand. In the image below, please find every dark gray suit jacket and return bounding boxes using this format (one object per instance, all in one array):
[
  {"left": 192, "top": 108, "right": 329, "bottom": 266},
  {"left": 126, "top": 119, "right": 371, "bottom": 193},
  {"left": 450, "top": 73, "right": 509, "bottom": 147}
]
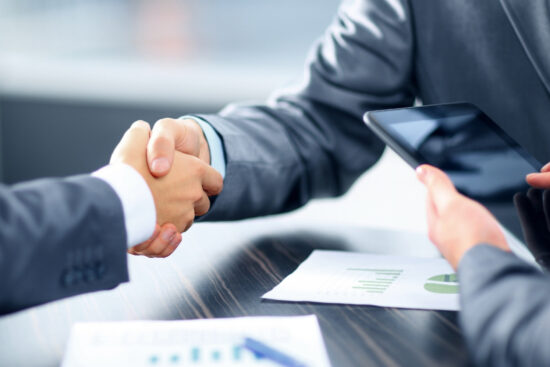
[
  {"left": 197, "top": 0, "right": 550, "bottom": 365},
  {"left": 0, "top": 175, "right": 129, "bottom": 314}
]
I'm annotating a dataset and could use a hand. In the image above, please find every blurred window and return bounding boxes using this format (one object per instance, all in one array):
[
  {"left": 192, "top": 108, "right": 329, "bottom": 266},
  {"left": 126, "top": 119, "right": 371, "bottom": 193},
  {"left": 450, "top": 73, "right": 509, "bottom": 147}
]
[{"left": 0, "top": 0, "right": 340, "bottom": 69}]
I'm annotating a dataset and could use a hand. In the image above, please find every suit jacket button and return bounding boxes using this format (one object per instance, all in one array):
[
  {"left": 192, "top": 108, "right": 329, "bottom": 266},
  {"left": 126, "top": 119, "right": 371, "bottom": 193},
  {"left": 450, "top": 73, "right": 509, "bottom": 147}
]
[
  {"left": 83, "top": 266, "right": 96, "bottom": 283},
  {"left": 94, "top": 262, "right": 106, "bottom": 279},
  {"left": 72, "top": 267, "right": 83, "bottom": 285},
  {"left": 61, "top": 270, "right": 75, "bottom": 287}
]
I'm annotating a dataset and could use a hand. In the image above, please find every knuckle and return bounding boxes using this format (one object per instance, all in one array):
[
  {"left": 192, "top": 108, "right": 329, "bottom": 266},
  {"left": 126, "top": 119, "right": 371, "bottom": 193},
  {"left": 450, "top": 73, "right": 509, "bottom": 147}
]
[
  {"left": 183, "top": 118, "right": 201, "bottom": 132},
  {"left": 180, "top": 211, "right": 195, "bottom": 231},
  {"left": 203, "top": 199, "right": 212, "bottom": 213},
  {"left": 185, "top": 210, "right": 195, "bottom": 224},
  {"left": 193, "top": 160, "right": 206, "bottom": 175},
  {"left": 214, "top": 175, "right": 224, "bottom": 193},
  {"left": 190, "top": 189, "right": 204, "bottom": 203},
  {"left": 196, "top": 201, "right": 211, "bottom": 216},
  {"left": 155, "top": 118, "right": 176, "bottom": 130}
]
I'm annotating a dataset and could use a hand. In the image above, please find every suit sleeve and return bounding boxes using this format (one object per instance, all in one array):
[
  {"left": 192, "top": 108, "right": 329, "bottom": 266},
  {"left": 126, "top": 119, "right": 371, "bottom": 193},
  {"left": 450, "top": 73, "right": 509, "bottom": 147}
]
[
  {"left": 197, "top": 0, "right": 416, "bottom": 221},
  {"left": 458, "top": 245, "right": 550, "bottom": 366},
  {"left": 0, "top": 175, "right": 129, "bottom": 314}
]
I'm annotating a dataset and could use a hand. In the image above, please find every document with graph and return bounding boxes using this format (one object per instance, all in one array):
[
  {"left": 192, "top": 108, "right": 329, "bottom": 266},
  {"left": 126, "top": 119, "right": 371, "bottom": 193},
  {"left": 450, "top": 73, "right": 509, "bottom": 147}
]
[
  {"left": 263, "top": 250, "right": 459, "bottom": 311},
  {"left": 62, "top": 315, "right": 331, "bottom": 367}
]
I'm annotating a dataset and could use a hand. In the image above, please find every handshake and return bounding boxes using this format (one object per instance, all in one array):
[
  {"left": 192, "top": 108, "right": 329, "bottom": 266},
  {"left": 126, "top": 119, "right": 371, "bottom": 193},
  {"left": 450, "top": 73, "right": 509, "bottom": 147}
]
[{"left": 110, "top": 118, "right": 223, "bottom": 258}]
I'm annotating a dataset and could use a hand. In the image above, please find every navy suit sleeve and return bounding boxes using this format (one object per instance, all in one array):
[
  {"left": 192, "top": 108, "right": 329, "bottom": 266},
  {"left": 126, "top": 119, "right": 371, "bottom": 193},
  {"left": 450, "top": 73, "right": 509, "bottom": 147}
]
[
  {"left": 0, "top": 175, "right": 129, "bottom": 314},
  {"left": 458, "top": 245, "right": 550, "bottom": 366},
  {"left": 197, "top": 0, "right": 415, "bottom": 221}
]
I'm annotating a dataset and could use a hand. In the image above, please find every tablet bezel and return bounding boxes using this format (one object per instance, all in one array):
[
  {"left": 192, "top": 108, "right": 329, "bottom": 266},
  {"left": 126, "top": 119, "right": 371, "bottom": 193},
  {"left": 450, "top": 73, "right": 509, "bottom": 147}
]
[{"left": 363, "top": 102, "right": 543, "bottom": 172}]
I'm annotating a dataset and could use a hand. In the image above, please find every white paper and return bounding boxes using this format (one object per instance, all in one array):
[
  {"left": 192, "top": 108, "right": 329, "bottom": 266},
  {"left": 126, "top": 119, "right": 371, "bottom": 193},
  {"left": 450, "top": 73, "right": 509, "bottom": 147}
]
[
  {"left": 262, "top": 250, "right": 459, "bottom": 311},
  {"left": 62, "top": 315, "right": 331, "bottom": 367}
]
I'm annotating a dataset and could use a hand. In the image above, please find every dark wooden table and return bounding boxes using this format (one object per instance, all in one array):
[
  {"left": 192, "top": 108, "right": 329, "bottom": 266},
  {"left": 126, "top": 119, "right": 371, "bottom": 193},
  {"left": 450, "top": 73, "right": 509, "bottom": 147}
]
[{"left": 0, "top": 220, "right": 471, "bottom": 367}]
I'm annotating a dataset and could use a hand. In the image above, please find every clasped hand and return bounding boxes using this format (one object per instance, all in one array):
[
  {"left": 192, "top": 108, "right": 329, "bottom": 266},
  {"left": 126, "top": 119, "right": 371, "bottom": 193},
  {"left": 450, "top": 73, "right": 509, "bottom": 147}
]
[{"left": 110, "top": 119, "right": 222, "bottom": 258}]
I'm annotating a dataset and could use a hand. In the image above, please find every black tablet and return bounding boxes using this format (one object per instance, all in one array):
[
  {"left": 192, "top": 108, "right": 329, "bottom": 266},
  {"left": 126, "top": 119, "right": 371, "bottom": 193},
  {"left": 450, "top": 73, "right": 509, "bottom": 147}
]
[{"left": 364, "top": 102, "right": 543, "bottom": 242}]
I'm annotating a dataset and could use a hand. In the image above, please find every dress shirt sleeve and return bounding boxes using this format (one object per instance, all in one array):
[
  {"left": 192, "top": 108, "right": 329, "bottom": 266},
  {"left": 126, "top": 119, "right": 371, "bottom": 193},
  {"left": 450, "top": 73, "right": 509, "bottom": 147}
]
[
  {"left": 92, "top": 163, "right": 156, "bottom": 248},
  {"left": 181, "top": 115, "right": 226, "bottom": 178},
  {"left": 458, "top": 244, "right": 550, "bottom": 366}
]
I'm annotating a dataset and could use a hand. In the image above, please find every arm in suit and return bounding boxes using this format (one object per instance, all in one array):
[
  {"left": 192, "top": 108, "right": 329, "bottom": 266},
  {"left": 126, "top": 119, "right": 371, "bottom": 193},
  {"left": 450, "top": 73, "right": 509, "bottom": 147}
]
[
  {"left": 0, "top": 121, "right": 223, "bottom": 314},
  {"left": 459, "top": 245, "right": 550, "bottom": 367},
  {"left": 194, "top": 0, "right": 415, "bottom": 220},
  {"left": 417, "top": 165, "right": 550, "bottom": 366},
  {"left": 0, "top": 175, "right": 129, "bottom": 314}
]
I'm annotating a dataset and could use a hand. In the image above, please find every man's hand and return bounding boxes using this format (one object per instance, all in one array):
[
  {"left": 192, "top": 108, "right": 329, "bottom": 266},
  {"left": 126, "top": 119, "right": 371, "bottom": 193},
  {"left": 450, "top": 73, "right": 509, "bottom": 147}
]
[
  {"left": 110, "top": 120, "right": 223, "bottom": 257},
  {"left": 526, "top": 162, "right": 550, "bottom": 188},
  {"left": 147, "top": 118, "right": 211, "bottom": 177},
  {"left": 416, "top": 164, "right": 509, "bottom": 269}
]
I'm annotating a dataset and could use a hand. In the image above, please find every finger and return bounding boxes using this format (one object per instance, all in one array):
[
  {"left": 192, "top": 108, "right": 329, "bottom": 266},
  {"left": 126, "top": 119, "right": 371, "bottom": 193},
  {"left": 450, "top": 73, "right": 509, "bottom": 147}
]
[
  {"left": 541, "top": 162, "right": 550, "bottom": 172},
  {"left": 416, "top": 164, "right": 457, "bottom": 214},
  {"left": 140, "top": 223, "right": 179, "bottom": 257},
  {"left": 119, "top": 120, "right": 151, "bottom": 151},
  {"left": 527, "top": 187, "right": 543, "bottom": 212},
  {"left": 148, "top": 119, "right": 200, "bottom": 177},
  {"left": 194, "top": 193, "right": 211, "bottom": 217},
  {"left": 157, "top": 233, "right": 182, "bottom": 258},
  {"left": 201, "top": 164, "right": 224, "bottom": 196},
  {"left": 111, "top": 120, "right": 151, "bottom": 163},
  {"left": 514, "top": 192, "right": 536, "bottom": 234},
  {"left": 526, "top": 172, "right": 550, "bottom": 188},
  {"left": 425, "top": 194, "right": 439, "bottom": 240},
  {"left": 514, "top": 191, "right": 548, "bottom": 256},
  {"left": 128, "top": 223, "right": 160, "bottom": 255}
]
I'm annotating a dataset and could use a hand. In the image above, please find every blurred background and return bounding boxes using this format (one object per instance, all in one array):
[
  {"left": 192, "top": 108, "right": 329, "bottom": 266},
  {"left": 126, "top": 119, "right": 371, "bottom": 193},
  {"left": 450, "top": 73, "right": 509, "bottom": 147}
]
[{"left": 0, "top": 0, "right": 339, "bottom": 183}]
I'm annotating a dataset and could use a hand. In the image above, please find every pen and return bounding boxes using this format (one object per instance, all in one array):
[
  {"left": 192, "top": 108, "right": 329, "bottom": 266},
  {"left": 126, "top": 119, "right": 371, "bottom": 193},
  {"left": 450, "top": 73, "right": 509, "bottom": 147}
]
[{"left": 243, "top": 337, "right": 308, "bottom": 367}]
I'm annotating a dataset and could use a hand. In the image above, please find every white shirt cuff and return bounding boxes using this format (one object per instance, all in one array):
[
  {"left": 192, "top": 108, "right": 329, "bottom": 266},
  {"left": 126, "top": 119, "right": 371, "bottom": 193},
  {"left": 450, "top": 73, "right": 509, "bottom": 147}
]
[
  {"left": 182, "top": 115, "right": 226, "bottom": 178},
  {"left": 92, "top": 164, "right": 156, "bottom": 248}
]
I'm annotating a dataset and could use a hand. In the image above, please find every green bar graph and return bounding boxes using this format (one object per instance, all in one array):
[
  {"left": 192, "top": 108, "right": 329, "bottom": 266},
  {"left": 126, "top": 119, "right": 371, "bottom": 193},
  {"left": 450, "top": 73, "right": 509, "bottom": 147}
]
[{"left": 348, "top": 268, "right": 403, "bottom": 294}]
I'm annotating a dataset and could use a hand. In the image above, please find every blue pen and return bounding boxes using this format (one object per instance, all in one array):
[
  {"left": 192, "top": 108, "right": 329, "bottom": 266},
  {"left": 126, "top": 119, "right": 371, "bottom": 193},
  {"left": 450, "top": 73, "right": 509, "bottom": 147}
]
[{"left": 243, "top": 337, "right": 308, "bottom": 367}]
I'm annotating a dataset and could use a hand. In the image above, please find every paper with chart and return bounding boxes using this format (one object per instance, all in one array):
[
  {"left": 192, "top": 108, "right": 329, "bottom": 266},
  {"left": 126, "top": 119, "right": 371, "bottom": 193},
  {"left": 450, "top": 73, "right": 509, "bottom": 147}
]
[
  {"left": 263, "top": 250, "right": 459, "bottom": 311},
  {"left": 62, "top": 315, "right": 331, "bottom": 367}
]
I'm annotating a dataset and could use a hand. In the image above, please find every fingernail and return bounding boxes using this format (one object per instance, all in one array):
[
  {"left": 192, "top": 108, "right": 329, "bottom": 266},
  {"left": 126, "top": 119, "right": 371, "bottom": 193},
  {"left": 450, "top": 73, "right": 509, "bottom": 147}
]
[
  {"left": 543, "top": 162, "right": 550, "bottom": 172},
  {"left": 132, "top": 120, "right": 148, "bottom": 128},
  {"left": 416, "top": 165, "right": 427, "bottom": 180},
  {"left": 152, "top": 158, "right": 170, "bottom": 173},
  {"left": 161, "top": 228, "right": 176, "bottom": 243}
]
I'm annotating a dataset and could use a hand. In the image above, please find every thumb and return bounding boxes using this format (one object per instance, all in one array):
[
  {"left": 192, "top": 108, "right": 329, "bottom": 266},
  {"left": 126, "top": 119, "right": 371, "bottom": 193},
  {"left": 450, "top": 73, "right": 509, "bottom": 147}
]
[
  {"left": 416, "top": 164, "right": 458, "bottom": 215},
  {"left": 147, "top": 118, "right": 201, "bottom": 177},
  {"left": 111, "top": 120, "right": 151, "bottom": 164}
]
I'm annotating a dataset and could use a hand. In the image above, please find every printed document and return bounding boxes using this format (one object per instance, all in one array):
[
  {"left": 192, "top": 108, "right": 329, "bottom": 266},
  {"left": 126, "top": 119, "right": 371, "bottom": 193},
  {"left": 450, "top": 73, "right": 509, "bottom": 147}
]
[
  {"left": 263, "top": 250, "right": 459, "bottom": 311},
  {"left": 62, "top": 315, "right": 331, "bottom": 367}
]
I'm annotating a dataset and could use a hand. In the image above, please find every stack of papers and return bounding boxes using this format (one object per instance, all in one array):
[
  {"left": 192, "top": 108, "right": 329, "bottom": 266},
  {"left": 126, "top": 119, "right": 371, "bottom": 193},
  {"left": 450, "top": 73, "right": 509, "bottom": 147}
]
[
  {"left": 62, "top": 315, "right": 331, "bottom": 367},
  {"left": 263, "top": 250, "right": 459, "bottom": 311}
]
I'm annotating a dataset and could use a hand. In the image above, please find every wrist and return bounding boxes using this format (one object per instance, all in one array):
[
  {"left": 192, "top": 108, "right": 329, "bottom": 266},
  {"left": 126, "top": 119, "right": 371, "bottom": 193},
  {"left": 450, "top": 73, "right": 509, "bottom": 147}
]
[
  {"left": 450, "top": 234, "right": 509, "bottom": 269},
  {"left": 92, "top": 163, "right": 156, "bottom": 247},
  {"left": 182, "top": 118, "right": 211, "bottom": 165}
]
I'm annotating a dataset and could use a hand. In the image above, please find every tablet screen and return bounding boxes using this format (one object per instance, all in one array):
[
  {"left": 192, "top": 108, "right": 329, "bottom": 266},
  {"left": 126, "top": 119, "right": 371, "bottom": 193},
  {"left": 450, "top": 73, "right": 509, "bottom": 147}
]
[{"left": 366, "top": 103, "right": 543, "bottom": 242}]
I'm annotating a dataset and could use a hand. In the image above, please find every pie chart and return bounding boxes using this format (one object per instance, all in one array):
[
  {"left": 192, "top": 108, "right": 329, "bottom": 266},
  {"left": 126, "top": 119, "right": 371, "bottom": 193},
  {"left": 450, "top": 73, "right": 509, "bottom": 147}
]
[{"left": 424, "top": 273, "right": 459, "bottom": 294}]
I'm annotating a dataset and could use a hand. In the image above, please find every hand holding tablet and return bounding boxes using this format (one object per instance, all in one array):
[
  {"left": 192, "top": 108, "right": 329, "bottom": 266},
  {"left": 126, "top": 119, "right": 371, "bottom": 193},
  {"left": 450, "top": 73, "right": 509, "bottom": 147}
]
[{"left": 364, "top": 102, "right": 542, "bottom": 251}]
